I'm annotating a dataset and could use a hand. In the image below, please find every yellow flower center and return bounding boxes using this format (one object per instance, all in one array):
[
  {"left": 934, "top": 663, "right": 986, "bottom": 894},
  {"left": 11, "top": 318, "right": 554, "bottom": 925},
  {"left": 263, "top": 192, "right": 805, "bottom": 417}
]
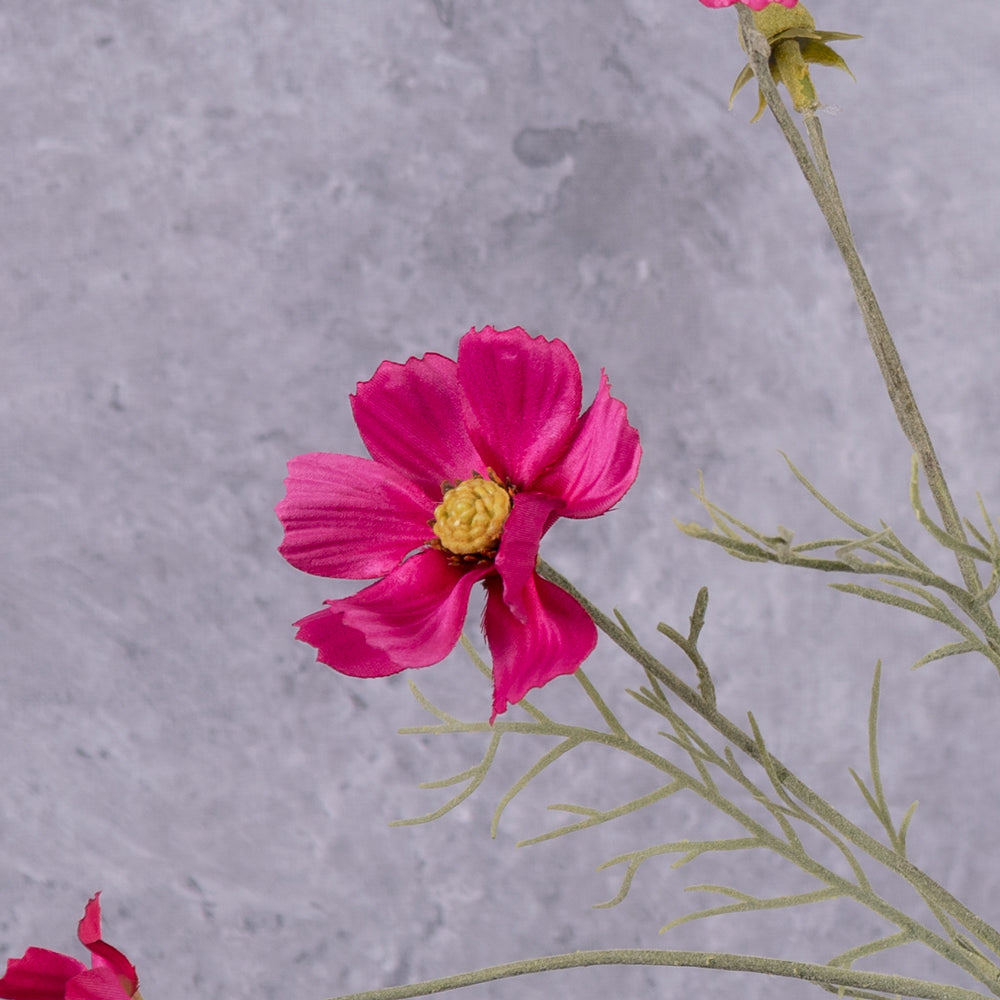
[{"left": 432, "top": 474, "right": 511, "bottom": 557}]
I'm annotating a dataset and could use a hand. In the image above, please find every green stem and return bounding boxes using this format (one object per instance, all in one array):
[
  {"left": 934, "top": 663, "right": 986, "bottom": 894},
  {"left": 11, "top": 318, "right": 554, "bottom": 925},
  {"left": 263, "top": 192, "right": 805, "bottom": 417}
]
[
  {"left": 734, "top": 8, "right": 985, "bottom": 602},
  {"left": 405, "top": 703, "right": 969, "bottom": 976},
  {"left": 327, "top": 948, "right": 993, "bottom": 1000},
  {"left": 536, "top": 558, "right": 1000, "bottom": 994},
  {"left": 612, "top": 719, "right": 968, "bottom": 974}
]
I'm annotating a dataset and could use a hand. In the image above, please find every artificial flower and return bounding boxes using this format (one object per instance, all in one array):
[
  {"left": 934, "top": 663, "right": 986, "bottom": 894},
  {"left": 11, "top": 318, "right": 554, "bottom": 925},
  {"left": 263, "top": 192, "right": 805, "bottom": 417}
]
[
  {"left": 699, "top": 0, "right": 797, "bottom": 10},
  {"left": 730, "top": 1, "right": 861, "bottom": 121},
  {"left": 277, "top": 325, "right": 641, "bottom": 720},
  {"left": 0, "top": 894, "right": 142, "bottom": 1000}
]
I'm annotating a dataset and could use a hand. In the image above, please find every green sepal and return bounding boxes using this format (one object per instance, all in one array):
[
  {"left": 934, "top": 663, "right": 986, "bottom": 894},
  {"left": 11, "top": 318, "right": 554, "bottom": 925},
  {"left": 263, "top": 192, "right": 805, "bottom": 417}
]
[
  {"left": 815, "top": 31, "right": 865, "bottom": 43},
  {"left": 799, "top": 39, "right": 857, "bottom": 81},
  {"left": 770, "top": 27, "right": 824, "bottom": 44},
  {"left": 728, "top": 63, "right": 756, "bottom": 109},
  {"left": 730, "top": 15, "right": 862, "bottom": 121},
  {"left": 774, "top": 40, "right": 818, "bottom": 112}
]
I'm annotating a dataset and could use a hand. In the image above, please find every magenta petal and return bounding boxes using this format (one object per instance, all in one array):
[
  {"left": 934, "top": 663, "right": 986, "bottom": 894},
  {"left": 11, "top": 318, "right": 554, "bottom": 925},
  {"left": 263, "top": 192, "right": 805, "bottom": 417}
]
[
  {"left": 294, "top": 604, "right": 402, "bottom": 678},
  {"left": 458, "top": 327, "right": 582, "bottom": 486},
  {"left": 0, "top": 948, "right": 86, "bottom": 1000},
  {"left": 483, "top": 573, "right": 597, "bottom": 721},
  {"left": 352, "top": 352, "right": 486, "bottom": 497},
  {"left": 277, "top": 453, "right": 433, "bottom": 579},
  {"left": 65, "top": 968, "right": 133, "bottom": 1000},
  {"left": 77, "top": 895, "right": 103, "bottom": 950},
  {"left": 533, "top": 370, "right": 641, "bottom": 518},
  {"left": 77, "top": 896, "right": 137, "bottom": 997},
  {"left": 296, "top": 550, "right": 490, "bottom": 674},
  {"left": 698, "top": 0, "right": 795, "bottom": 7},
  {"left": 494, "top": 491, "right": 562, "bottom": 624}
]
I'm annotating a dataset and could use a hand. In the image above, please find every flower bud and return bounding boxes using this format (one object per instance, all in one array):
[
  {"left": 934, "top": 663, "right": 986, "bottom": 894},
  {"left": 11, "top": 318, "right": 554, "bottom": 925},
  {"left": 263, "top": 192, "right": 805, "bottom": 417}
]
[{"left": 730, "top": 1, "right": 861, "bottom": 121}]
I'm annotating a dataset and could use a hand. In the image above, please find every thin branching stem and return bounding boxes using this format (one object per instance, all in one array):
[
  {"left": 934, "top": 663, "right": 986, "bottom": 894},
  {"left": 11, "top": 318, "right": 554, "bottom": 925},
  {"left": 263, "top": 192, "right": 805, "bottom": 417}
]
[
  {"left": 402, "top": 666, "right": 964, "bottom": 973},
  {"left": 536, "top": 558, "right": 1000, "bottom": 995},
  {"left": 326, "top": 948, "right": 994, "bottom": 1000},
  {"left": 734, "top": 8, "right": 985, "bottom": 603},
  {"left": 680, "top": 466, "right": 1000, "bottom": 673},
  {"left": 574, "top": 667, "right": 628, "bottom": 737}
]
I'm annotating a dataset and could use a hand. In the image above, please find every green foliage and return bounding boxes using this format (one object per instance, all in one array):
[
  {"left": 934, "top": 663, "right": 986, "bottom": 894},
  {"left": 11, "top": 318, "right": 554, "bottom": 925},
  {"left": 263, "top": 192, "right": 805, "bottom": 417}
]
[
  {"left": 847, "top": 662, "right": 918, "bottom": 859},
  {"left": 677, "top": 454, "right": 1000, "bottom": 675},
  {"left": 387, "top": 576, "right": 1000, "bottom": 998}
]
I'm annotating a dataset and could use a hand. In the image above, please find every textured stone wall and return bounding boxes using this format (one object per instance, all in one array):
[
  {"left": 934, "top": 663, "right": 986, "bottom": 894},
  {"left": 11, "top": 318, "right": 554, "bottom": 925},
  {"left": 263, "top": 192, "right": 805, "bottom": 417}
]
[{"left": 3, "top": 3, "right": 999, "bottom": 998}]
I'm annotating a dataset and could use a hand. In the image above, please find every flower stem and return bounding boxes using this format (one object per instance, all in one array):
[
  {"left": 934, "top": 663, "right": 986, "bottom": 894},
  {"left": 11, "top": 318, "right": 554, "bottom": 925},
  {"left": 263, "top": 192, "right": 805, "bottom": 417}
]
[
  {"left": 326, "top": 948, "right": 993, "bottom": 1000},
  {"left": 536, "top": 558, "right": 1000, "bottom": 994},
  {"left": 734, "top": 8, "right": 985, "bottom": 603}
]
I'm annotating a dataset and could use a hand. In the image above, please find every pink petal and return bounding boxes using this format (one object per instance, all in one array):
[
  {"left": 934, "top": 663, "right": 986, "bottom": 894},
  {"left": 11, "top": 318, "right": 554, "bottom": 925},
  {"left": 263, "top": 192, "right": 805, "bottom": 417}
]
[
  {"left": 0, "top": 948, "right": 85, "bottom": 1000},
  {"left": 77, "top": 897, "right": 137, "bottom": 997},
  {"left": 295, "top": 550, "right": 490, "bottom": 674},
  {"left": 294, "top": 605, "right": 401, "bottom": 677},
  {"left": 483, "top": 573, "right": 597, "bottom": 721},
  {"left": 532, "top": 370, "right": 641, "bottom": 518},
  {"left": 77, "top": 895, "right": 104, "bottom": 948},
  {"left": 457, "top": 327, "right": 582, "bottom": 486},
  {"left": 66, "top": 968, "right": 134, "bottom": 1000},
  {"left": 698, "top": 0, "right": 796, "bottom": 6},
  {"left": 277, "top": 453, "right": 433, "bottom": 579},
  {"left": 494, "top": 491, "right": 563, "bottom": 624},
  {"left": 352, "top": 352, "right": 486, "bottom": 498}
]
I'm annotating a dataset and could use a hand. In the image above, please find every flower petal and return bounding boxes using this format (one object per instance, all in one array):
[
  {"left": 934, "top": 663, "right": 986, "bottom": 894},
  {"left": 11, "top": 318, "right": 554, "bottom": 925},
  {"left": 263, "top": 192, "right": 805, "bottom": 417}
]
[
  {"left": 295, "top": 550, "right": 490, "bottom": 674},
  {"left": 494, "top": 491, "right": 562, "bottom": 624},
  {"left": 0, "top": 948, "right": 86, "bottom": 1000},
  {"left": 277, "top": 453, "right": 433, "bottom": 579},
  {"left": 293, "top": 604, "right": 401, "bottom": 677},
  {"left": 699, "top": 0, "right": 796, "bottom": 7},
  {"left": 457, "top": 327, "right": 582, "bottom": 486},
  {"left": 532, "top": 370, "right": 641, "bottom": 518},
  {"left": 483, "top": 573, "right": 597, "bottom": 721},
  {"left": 77, "top": 896, "right": 138, "bottom": 997},
  {"left": 352, "top": 352, "right": 486, "bottom": 498},
  {"left": 65, "top": 967, "right": 135, "bottom": 1000}
]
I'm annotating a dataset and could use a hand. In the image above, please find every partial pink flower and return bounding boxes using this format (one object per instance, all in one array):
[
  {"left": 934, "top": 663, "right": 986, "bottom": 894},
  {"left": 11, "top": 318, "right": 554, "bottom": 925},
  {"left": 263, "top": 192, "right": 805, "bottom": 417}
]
[
  {"left": 699, "top": 0, "right": 797, "bottom": 9},
  {"left": 0, "top": 894, "right": 141, "bottom": 1000},
  {"left": 277, "top": 325, "right": 641, "bottom": 720}
]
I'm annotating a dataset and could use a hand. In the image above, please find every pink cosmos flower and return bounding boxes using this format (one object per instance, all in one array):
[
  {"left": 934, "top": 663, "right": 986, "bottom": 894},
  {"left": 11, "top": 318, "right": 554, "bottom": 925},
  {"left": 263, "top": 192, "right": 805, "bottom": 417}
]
[
  {"left": 277, "top": 325, "right": 641, "bottom": 720},
  {"left": 0, "top": 894, "right": 142, "bottom": 1000},
  {"left": 699, "top": 0, "right": 797, "bottom": 9}
]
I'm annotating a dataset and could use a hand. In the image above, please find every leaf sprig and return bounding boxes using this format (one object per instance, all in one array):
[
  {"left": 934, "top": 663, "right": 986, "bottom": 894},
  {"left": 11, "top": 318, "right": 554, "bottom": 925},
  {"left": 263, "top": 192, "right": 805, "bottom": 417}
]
[
  {"left": 388, "top": 581, "right": 1000, "bottom": 998},
  {"left": 677, "top": 454, "right": 1000, "bottom": 673}
]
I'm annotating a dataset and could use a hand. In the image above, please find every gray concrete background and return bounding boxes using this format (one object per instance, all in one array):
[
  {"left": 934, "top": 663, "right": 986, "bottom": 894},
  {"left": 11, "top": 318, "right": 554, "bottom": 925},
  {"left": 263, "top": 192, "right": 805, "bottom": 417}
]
[{"left": 3, "top": 2, "right": 1000, "bottom": 998}]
